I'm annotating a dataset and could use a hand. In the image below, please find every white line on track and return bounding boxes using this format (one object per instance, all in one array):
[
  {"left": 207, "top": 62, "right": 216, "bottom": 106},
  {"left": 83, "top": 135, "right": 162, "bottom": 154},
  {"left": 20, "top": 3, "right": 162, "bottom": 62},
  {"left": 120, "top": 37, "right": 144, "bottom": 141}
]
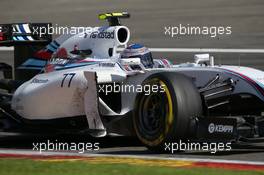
[
  {"left": 0, "top": 149, "right": 264, "bottom": 165},
  {"left": 0, "top": 47, "right": 14, "bottom": 51},
  {"left": 119, "top": 48, "right": 264, "bottom": 53},
  {"left": 148, "top": 48, "right": 264, "bottom": 53},
  {"left": 1, "top": 47, "right": 264, "bottom": 53}
]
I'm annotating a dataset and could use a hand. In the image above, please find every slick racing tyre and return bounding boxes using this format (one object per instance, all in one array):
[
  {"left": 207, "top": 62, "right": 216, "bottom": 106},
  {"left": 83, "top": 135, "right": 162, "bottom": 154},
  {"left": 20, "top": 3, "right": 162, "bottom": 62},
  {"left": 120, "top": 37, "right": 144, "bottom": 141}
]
[{"left": 133, "top": 72, "right": 202, "bottom": 152}]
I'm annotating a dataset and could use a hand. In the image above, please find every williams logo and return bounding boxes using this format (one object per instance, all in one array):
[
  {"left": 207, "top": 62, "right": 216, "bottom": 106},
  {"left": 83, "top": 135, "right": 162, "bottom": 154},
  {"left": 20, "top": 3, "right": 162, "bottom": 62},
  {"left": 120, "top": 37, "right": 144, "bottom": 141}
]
[
  {"left": 208, "top": 123, "right": 233, "bottom": 134},
  {"left": 90, "top": 31, "right": 114, "bottom": 39}
]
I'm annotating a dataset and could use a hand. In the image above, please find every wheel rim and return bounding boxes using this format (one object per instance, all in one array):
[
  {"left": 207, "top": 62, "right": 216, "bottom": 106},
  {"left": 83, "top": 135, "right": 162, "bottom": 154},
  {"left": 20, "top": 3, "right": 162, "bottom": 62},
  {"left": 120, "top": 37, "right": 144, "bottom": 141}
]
[
  {"left": 135, "top": 78, "right": 174, "bottom": 146},
  {"left": 140, "top": 91, "right": 166, "bottom": 135}
]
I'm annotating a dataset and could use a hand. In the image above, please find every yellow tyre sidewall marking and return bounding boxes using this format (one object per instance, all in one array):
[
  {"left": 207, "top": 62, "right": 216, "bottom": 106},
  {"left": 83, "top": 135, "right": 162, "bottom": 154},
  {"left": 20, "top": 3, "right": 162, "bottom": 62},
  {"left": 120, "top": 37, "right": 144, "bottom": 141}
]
[{"left": 134, "top": 78, "right": 174, "bottom": 147}]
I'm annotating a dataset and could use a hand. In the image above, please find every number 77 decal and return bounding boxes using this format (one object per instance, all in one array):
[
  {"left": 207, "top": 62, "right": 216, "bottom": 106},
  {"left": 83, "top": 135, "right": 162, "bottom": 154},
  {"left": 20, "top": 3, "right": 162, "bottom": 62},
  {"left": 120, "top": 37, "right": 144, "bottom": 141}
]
[{"left": 61, "top": 73, "right": 76, "bottom": 87}]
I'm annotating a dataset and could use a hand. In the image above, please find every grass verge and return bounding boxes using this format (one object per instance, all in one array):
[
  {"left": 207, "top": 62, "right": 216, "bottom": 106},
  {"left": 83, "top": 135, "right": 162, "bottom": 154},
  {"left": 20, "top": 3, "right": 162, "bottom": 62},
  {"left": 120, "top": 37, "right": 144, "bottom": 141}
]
[{"left": 0, "top": 158, "right": 263, "bottom": 175}]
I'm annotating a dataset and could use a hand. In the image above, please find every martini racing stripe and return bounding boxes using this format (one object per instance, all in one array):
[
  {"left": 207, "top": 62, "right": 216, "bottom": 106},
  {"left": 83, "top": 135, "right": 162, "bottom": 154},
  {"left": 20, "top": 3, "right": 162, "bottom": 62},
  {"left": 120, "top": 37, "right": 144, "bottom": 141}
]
[
  {"left": 15, "top": 25, "right": 21, "bottom": 33},
  {"left": 50, "top": 41, "right": 60, "bottom": 49},
  {"left": 219, "top": 68, "right": 264, "bottom": 97},
  {"left": 18, "top": 24, "right": 26, "bottom": 33},
  {"left": 54, "top": 61, "right": 98, "bottom": 71},
  {"left": 19, "top": 58, "right": 47, "bottom": 70},
  {"left": 15, "top": 24, "right": 31, "bottom": 34},
  {"left": 27, "top": 36, "right": 34, "bottom": 40},
  {"left": 12, "top": 36, "right": 34, "bottom": 41},
  {"left": 47, "top": 44, "right": 57, "bottom": 52},
  {"left": 15, "top": 36, "right": 25, "bottom": 41},
  {"left": 53, "top": 40, "right": 60, "bottom": 47},
  {"left": 23, "top": 24, "right": 31, "bottom": 33}
]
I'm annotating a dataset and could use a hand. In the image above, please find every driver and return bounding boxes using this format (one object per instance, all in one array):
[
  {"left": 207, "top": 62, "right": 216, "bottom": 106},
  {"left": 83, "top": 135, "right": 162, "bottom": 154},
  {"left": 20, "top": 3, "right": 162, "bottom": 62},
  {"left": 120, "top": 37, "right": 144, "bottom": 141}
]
[{"left": 120, "top": 43, "right": 154, "bottom": 68}]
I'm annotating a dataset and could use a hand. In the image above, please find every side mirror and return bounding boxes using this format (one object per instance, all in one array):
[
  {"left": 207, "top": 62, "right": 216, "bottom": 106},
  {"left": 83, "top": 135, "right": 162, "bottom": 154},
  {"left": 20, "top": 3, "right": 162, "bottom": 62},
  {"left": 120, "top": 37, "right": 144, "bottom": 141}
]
[{"left": 194, "top": 54, "right": 214, "bottom": 66}]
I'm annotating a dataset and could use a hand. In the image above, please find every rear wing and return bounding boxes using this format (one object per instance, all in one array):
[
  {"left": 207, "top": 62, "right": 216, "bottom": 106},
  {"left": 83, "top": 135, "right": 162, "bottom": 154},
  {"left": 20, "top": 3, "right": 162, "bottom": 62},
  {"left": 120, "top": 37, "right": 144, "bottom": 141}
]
[
  {"left": 0, "top": 23, "right": 52, "bottom": 80},
  {"left": 99, "top": 12, "right": 130, "bottom": 26},
  {"left": 0, "top": 23, "right": 52, "bottom": 46}
]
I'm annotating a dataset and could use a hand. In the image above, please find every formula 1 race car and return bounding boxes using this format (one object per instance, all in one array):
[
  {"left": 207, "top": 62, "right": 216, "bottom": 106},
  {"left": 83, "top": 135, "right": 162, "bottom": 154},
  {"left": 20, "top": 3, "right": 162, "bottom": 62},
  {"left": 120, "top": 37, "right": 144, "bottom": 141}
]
[{"left": 0, "top": 12, "right": 264, "bottom": 151}]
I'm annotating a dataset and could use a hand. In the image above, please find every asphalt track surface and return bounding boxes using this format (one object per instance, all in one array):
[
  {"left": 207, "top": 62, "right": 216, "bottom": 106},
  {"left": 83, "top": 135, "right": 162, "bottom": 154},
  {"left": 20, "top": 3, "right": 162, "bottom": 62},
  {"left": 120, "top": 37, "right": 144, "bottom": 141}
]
[
  {"left": 0, "top": 132, "right": 264, "bottom": 162},
  {"left": 0, "top": 0, "right": 264, "bottom": 162}
]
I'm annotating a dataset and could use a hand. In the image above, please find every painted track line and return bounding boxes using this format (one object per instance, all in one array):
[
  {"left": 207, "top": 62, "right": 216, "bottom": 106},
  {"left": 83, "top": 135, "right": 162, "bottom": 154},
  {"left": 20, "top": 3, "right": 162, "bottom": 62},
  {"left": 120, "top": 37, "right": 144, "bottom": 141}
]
[
  {"left": 0, "top": 47, "right": 14, "bottom": 51},
  {"left": 148, "top": 48, "right": 264, "bottom": 53},
  {"left": 1, "top": 47, "right": 264, "bottom": 53},
  {"left": 118, "top": 48, "right": 264, "bottom": 53}
]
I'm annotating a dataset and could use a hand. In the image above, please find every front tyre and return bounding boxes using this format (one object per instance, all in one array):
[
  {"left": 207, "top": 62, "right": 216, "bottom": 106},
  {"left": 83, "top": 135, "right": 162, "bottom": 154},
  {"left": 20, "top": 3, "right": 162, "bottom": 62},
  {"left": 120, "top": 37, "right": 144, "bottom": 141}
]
[{"left": 133, "top": 72, "right": 202, "bottom": 151}]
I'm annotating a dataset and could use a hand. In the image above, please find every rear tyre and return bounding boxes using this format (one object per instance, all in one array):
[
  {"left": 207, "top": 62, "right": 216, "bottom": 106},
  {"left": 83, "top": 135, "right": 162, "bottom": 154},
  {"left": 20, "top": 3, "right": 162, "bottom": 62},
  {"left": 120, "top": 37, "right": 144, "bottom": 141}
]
[{"left": 133, "top": 72, "right": 203, "bottom": 152}]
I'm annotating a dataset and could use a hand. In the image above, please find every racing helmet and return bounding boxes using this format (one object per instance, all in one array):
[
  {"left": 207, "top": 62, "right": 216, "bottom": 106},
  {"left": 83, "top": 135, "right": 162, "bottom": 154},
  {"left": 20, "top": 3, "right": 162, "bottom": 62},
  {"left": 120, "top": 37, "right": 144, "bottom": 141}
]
[{"left": 121, "top": 43, "right": 154, "bottom": 68}]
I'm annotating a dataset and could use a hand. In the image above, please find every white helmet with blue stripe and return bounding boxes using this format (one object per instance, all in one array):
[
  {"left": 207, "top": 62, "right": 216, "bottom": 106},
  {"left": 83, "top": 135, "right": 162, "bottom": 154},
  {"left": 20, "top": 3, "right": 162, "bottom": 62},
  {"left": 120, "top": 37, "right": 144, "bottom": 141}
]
[{"left": 121, "top": 43, "right": 154, "bottom": 68}]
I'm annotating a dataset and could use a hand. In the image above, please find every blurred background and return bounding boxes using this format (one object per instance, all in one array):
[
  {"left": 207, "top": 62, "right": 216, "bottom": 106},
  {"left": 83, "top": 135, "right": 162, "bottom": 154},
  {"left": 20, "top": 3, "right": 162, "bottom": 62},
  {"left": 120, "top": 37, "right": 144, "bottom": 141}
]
[
  {"left": 0, "top": 0, "right": 264, "bottom": 68},
  {"left": 0, "top": 0, "right": 264, "bottom": 165}
]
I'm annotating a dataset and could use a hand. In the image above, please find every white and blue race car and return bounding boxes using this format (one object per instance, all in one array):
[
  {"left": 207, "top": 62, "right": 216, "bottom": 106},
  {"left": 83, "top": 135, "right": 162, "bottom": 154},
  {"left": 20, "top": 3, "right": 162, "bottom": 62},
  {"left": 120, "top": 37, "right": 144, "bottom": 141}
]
[{"left": 0, "top": 12, "right": 263, "bottom": 151}]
